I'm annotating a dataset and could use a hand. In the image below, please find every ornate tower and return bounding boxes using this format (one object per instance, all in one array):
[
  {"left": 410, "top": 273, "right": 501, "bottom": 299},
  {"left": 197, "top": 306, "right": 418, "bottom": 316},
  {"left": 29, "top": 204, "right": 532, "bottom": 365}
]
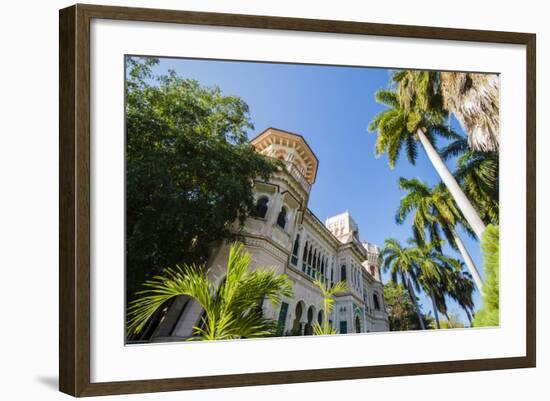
[
  {"left": 250, "top": 127, "right": 318, "bottom": 193},
  {"left": 325, "top": 211, "right": 360, "bottom": 244},
  {"left": 245, "top": 128, "right": 319, "bottom": 251}
]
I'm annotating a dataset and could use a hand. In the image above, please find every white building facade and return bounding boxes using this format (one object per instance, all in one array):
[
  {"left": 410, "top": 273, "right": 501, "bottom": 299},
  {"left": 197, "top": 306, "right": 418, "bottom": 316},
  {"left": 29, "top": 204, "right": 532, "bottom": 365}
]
[{"left": 152, "top": 128, "right": 389, "bottom": 341}]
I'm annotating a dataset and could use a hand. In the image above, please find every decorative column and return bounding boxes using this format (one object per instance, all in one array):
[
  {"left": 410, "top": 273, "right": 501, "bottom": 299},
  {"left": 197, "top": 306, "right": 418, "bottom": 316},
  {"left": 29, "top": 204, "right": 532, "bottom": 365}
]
[
  {"left": 300, "top": 320, "right": 308, "bottom": 336},
  {"left": 295, "top": 232, "right": 306, "bottom": 270},
  {"left": 267, "top": 192, "right": 282, "bottom": 227}
]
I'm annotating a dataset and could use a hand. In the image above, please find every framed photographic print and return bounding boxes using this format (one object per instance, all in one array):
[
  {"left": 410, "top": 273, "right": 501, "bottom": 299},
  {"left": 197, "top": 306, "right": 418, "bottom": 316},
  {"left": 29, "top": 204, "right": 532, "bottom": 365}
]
[{"left": 59, "top": 3, "right": 536, "bottom": 397}]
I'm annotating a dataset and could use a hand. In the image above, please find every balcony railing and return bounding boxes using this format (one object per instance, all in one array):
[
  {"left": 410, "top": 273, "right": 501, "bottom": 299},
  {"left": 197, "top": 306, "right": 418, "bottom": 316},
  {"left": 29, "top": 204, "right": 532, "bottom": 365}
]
[
  {"left": 284, "top": 161, "right": 311, "bottom": 192},
  {"left": 268, "top": 159, "right": 311, "bottom": 193}
]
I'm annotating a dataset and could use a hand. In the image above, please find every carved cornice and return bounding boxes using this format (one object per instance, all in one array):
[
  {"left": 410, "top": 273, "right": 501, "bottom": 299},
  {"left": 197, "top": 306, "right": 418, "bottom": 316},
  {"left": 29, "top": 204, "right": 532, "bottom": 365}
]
[
  {"left": 250, "top": 127, "right": 319, "bottom": 184},
  {"left": 302, "top": 210, "right": 341, "bottom": 249},
  {"left": 241, "top": 234, "right": 290, "bottom": 263}
]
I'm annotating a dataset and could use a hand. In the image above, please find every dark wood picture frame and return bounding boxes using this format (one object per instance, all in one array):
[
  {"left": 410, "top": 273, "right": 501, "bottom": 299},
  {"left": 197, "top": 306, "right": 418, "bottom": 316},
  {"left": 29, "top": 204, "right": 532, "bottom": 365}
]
[{"left": 59, "top": 3, "right": 536, "bottom": 397}]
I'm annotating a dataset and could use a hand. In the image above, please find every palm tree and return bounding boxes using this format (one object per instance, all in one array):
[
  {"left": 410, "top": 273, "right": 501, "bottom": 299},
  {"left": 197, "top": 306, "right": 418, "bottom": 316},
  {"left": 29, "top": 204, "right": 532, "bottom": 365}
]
[
  {"left": 312, "top": 279, "right": 347, "bottom": 335},
  {"left": 396, "top": 177, "right": 484, "bottom": 291},
  {"left": 127, "top": 242, "right": 293, "bottom": 340},
  {"left": 441, "top": 135, "right": 499, "bottom": 226},
  {"left": 381, "top": 238, "right": 425, "bottom": 330},
  {"left": 411, "top": 239, "right": 476, "bottom": 329},
  {"left": 440, "top": 72, "right": 499, "bottom": 152},
  {"left": 370, "top": 70, "right": 486, "bottom": 239},
  {"left": 444, "top": 259, "right": 476, "bottom": 325},
  {"left": 411, "top": 239, "right": 453, "bottom": 330}
]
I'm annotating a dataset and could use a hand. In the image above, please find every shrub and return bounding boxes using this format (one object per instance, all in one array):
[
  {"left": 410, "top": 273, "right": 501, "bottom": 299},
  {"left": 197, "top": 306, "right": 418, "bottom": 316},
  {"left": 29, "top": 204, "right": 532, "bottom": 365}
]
[{"left": 473, "top": 224, "right": 499, "bottom": 327}]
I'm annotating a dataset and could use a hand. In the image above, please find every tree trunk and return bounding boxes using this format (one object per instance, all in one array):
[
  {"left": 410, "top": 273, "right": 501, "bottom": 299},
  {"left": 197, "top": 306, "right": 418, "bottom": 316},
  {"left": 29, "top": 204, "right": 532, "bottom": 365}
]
[
  {"left": 406, "top": 275, "right": 426, "bottom": 330},
  {"left": 466, "top": 310, "right": 473, "bottom": 325},
  {"left": 431, "top": 294, "right": 441, "bottom": 329},
  {"left": 450, "top": 225, "right": 484, "bottom": 292},
  {"left": 444, "top": 311, "right": 453, "bottom": 328},
  {"left": 417, "top": 128, "right": 486, "bottom": 239}
]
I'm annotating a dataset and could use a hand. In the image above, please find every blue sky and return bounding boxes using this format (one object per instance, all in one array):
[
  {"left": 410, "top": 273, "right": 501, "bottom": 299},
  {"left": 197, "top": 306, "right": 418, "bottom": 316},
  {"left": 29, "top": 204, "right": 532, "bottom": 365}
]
[{"left": 144, "top": 56, "right": 484, "bottom": 326}]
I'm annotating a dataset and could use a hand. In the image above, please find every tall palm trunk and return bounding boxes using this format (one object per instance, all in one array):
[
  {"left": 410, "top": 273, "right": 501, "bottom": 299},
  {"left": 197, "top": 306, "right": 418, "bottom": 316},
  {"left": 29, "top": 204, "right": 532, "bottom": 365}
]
[
  {"left": 450, "top": 225, "right": 484, "bottom": 291},
  {"left": 406, "top": 275, "right": 426, "bottom": 330},
  {"left": 430, "top": 293, "right": 441, "bottom": 329},
  {"left": 466, "top": 311, "right": 473, "bottom": 326},
  {"left": 416, "top": 128, "right": 486, "bottom": 239}
]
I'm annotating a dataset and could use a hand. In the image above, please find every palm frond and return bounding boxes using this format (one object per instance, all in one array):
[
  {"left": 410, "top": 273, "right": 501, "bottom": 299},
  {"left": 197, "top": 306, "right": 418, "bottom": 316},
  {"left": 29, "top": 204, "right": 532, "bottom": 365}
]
[
  {"left": 440, "top": 135, "right": 469, "bottom": 160},
  {"left": 127, "top": 242, "right": 294, "bottom": 340},
  {"left": 127, "top": 264, "right": 213, "bottom": 335}
]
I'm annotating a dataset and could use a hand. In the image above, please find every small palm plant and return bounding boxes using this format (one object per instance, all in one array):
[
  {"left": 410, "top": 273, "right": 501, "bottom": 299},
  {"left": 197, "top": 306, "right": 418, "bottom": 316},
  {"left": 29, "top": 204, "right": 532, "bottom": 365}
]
[
  {"left": 312, "top": 279, "right": 347, "bottom": 335},
  {"left": 127, "top": 242, "right": 293, "bottom": 340}
]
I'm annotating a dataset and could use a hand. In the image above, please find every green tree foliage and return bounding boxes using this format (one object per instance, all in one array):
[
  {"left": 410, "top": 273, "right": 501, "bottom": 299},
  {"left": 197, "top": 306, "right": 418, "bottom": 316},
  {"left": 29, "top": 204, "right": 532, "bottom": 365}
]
[
  {"left": 473, "top": 225, "right": 500, "bottom": 327},
  {"left": 127, "top": 243, "right": 293, "bottom": 340},
  {"left": 396, "top": 177, "right": 473, "bottom": 249},
  {"left": 383, "top": 282, "right": 433, "bottom": 331},
  {"left": 368, "top": 71, "right": 454, "bottom": 168},
  {"left": 444, "top": 259, "right": 476, "bottom": 324},
  {"left": 410, "top": 239, "right": 474, "bottom": 329},
  {"left": 412, "top": 239, "right": 454, "bottom": 329},
  {"left": 125, "top": 57, "right": 277, "bottom": 302},
  {"left": 382, "top": 237, "right": 475, "bottom": 330},
  {"left": 369, "top": 70, "right": 487, "bottom": 241},
  {"left": 396, "top": 176, "right": 484, "bottom": 293},
  {"left": 441, "top": 135, "right": 499, "bottom": 225},
  {"left": 381, "top": 238, "right": 426, "bottom": 329}
]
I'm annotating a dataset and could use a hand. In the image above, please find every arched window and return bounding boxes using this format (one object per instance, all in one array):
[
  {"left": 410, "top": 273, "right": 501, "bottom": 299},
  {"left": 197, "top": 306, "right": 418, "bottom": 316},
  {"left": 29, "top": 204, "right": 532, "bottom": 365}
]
[
  {"left": 307, "top": 247, "right": 313, "bottom": 275},
  {"left": 373, "top": 293, "right": 381, "bottom": 310},
  {"left": 291, "top": 234, "right": 300, "bottom": 266},
  {"left": 313, "top": 249, "right": 318, "bottom": 275},
  {"left": 340, "top": 265, "right": 347, "bottom": 282},
  {"left": 302, "top": 242, "right": 308, "bottom": 272},
  {"left": 277, "top": 207, "right": 287, "bottom": 229},
  {"left": 254, "top": 196, "right": 269, "bottom": 218},
  {"left": 370, "top": 265, "right": 376, "bottom": 277},
  {"left": 292, "top": 234, "right": 300, "bottom": 256}
]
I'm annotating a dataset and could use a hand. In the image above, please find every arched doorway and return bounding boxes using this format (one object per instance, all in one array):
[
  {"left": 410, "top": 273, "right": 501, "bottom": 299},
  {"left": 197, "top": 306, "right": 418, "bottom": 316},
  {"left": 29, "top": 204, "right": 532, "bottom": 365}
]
[
  {"left": 355, "top": 315, "right": 361, "bottom": 333},
  {"left": 304, "top": 305, "right": 315, "bottom": 335},
  {"left": 373, "top": 293, "right": 381, "bottom": 310},
  {"left": 292, "top": 301, "right": 305, "bottom": 335}
]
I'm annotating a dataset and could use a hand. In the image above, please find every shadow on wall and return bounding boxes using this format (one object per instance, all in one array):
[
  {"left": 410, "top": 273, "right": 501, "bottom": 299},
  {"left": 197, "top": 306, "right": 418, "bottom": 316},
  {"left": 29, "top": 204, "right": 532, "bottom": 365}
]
[{"left": 35, "top": 376, "right": 58, "bottom": 391}]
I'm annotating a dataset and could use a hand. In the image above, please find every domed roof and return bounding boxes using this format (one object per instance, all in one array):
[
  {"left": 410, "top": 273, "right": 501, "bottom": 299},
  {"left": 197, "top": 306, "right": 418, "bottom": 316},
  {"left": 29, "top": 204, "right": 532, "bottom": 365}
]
[{"left": 250, "top": 127, "right": 319, "bottom": 184}]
